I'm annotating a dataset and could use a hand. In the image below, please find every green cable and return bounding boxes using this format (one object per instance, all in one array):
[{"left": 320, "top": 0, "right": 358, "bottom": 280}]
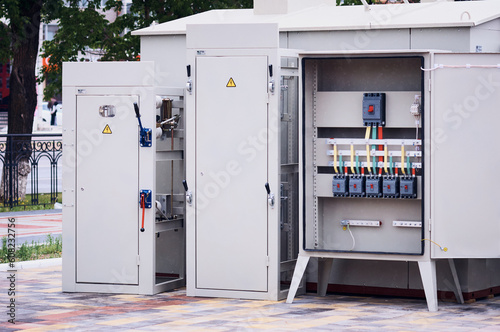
[
  {"left": 339, "top": 154, "right": 343, "bottom": 173},
  {"left": 356, "top": 155, "right": 360, "bottom": 174},
  {"left": 389, "top": 155, "right": 393, "bottom": 175},
  {"left": 407, "top": 155, "right": 411, "bottom": 175}
]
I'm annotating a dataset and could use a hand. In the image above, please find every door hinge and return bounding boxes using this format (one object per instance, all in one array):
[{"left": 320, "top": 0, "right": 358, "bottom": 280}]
[{"left": 136, "top": 255, "right": 141, "bottom": 266}]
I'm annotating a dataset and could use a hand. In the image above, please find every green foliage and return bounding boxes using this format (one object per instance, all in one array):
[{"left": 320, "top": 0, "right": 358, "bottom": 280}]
[
  {"left": 40, "top": 0, "right": 253, "bottom": 100},
  {"left": 0, "top": 234, "right": 62, "bottom": 263},
  {"left": 0, "top": 193, "right": 62, "bottom": 212}
]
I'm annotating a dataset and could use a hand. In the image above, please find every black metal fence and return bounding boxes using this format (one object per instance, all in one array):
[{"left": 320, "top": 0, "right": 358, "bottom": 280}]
[{"left": 0, "top": 133, "right": 62, "bottom": 208}]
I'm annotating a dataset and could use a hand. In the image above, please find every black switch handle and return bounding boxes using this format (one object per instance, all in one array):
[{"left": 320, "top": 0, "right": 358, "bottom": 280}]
[
  {"left": 183, "top": 180, "right": 189, "bottom": 192},
  {"left": 134, "top": 102, "right": 140, "bottom": 118},
  {"left": 187, "top": 65, "right": 191, "bottom": 78},
  {"left": 133, "top": 102, "right": 144, "bottom": 131},
  {"left": 265, "top": 182, "right": 271, "bottom": 195},
  {"left": 268, "top": 65, "right": 273, "bottom": 78}
]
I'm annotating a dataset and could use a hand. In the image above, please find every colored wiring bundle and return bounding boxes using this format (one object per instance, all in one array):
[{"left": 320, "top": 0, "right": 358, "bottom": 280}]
[{"left": 332, "top": 126, "right": 418, "bottom": 177}]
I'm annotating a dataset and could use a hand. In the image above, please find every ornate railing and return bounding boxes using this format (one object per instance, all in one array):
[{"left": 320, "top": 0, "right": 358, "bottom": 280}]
[{"left": 0, "top": 134, "right": 62, "bottom": 208}]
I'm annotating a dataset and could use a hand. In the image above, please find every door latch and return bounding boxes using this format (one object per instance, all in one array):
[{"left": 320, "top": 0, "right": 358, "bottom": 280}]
[
  {"left": 186, "top": 65, "right": 193, "bottom": 94},
  {"left": 268, "top": 65, "right": 275, "bottom": 94},
  {"left": 265, "top": 182, "right": 275, "bottom": 208},
  {"left": 183, "top": 180, "right": 192, "bottom": 205}
]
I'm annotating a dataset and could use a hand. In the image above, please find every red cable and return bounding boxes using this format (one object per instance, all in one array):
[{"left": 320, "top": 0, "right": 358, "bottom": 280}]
[{"left": 140, "top": 194, "right": 145, "bottom": 232}]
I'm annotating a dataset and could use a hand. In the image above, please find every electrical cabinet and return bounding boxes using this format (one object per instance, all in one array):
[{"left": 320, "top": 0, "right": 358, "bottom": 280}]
[
  {"left": 62, "top": 62, "right": 185, "bottom": 294},
  {"left": 286, "top": 50, "right": 500, "bottom": 311},
  {"left": 185, "top": 23, "right": 300, "bottom": 300},
  {"left": 303, "top": 54, "right": 425, "bottom": 255}
]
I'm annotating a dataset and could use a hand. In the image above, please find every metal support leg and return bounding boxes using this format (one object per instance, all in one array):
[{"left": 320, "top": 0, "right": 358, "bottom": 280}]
[
  {"left": 317, "top": 258, "right": 333, "bottom": 296},
  {"left": 418, "top": 260, "right": 438, "bottom": 312},
  {"left": 286, "top": 255, "right": 310, "bottom": 304},
  {"left": 448, "top": 259, "right": 464, "bottom": 304}
]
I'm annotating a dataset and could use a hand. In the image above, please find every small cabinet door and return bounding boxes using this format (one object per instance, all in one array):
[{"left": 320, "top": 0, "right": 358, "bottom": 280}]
[{"left": 76, "top": 95, "right": 139, "bottom": 284}]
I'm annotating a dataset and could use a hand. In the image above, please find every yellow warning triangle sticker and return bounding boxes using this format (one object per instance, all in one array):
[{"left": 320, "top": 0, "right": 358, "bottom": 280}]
[
  {"left": 226, "top": 77, "right": 236, "bottom": 88},
  {"left": 102, "top": 124, "right": 112, "bottom": 134}
]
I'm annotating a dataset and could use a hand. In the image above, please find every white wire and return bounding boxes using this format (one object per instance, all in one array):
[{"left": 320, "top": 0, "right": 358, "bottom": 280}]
[
  {"left": 416, "top": 118, "right": 419, "bottom": 140},
  {"left": 421, "top": 64, "right": 500, "bottom": 72},
  {"left": 347, "top": 224, "right": 355, "bottom": 251}
]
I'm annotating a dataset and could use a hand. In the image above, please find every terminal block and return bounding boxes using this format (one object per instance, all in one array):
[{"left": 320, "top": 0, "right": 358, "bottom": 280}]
[
  {"left": 332, "top": 175, "right": 349, "bottom": 197},
  {"left": 366, "top": 176, "right": 382, "bottom": 198},
  {"left": 362, "top": 93, "right": 386, "bottom": 127},
  {"left": 382, "top": 176, "right": 399, "bottom": 198},
  {"left": 400, "top": 176, "right": 417, "bottom": 199},
  {"left": 349, "top": 175, "right": 365, "bottom": 197}
]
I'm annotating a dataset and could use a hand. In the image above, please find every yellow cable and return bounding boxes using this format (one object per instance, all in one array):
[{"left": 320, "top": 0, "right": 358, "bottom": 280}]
[
  {"left": 333, "top": 144, "right": 338, "bottom": 174},
  {"left": 384, "top": 144, "right": 388, "bottom": 174},
  {"left": 422, "top": 239, "right": 448, "bottom": 252},
  {"left": 350, "top": 144, "right": 355, "bottom": 174},
  {"left": 401, "top": 145, "right": 406, "bottom": 175},
  {"left": 365, "top": 126, "right": 371, "bottom": 140}
]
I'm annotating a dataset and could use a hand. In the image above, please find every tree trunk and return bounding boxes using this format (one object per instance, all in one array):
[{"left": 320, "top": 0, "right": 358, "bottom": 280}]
[{"left": 1, "top": 0, "right": 42, "bottom": 204}]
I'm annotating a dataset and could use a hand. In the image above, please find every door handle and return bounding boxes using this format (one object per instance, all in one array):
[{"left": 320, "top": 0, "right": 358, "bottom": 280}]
[
  {"left": 183, "top": 180, "right": 192, "bottom": 205},
  {"left": 265, "top": 182, "right": 275, "bottom": 208}
]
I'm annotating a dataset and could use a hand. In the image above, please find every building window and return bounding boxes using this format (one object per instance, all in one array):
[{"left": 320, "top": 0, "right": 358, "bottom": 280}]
[{"left": 44, "top": 24, "right": 59, "bottom": 41}]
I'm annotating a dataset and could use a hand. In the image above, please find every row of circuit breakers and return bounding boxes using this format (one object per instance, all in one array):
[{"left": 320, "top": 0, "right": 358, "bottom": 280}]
[{"left": 332, "top": 93, "right": 420, "bottom": 199}]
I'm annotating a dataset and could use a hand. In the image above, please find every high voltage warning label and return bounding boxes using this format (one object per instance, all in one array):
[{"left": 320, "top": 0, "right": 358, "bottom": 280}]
[
  {"left": 102, "top": 124, "right": 112, "bottom": 134},
  {"left": 226, "top": 77, "right": 236, "bottom": 87}
]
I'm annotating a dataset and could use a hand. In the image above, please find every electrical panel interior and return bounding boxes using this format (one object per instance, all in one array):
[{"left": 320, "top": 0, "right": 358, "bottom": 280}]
[{"left": 303, "top": 56, "right": 424, "bottom": 255}]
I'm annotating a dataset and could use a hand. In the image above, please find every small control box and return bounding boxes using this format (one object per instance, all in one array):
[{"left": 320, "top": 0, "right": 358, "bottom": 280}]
[
  {"left": 400, "top": 176, "right": 417, "bottom": 199},
  {"left": 332, "top": 175, "right": 349, "bottom": 197},
  {"left": 362, "top": 93, "right": 386, "bottom": 127},
  {"left": 366, "top": 176, "right": 382, "bottom": 198},
  {"left": 349, "top": 175, "right": 365, "bottom": 197},
  {"left": 382, "top": 176, "right": 399, "bottom": 198}
]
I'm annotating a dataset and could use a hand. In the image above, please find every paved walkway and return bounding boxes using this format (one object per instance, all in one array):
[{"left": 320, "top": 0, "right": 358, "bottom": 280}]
[
  {"left": 0, "top": 262, "right": 500, "bottom": 331},
  {"left": 0, "top": 210, "right": 62, "bottom": 244},
  {"left": 1, "top": 212, "right": 500, "bottom": 330}
]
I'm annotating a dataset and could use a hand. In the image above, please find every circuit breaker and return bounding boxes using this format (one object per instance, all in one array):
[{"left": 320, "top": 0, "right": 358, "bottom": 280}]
[
  {"left": 400, "top": 176, "right": 417, "bottom": 199},
  {"left": 382, "top": 176, "right": 399, "bottom": 198},
  {"left": 349, "top": 175, "right": 365, "bottom": 197},
  {"left": 332, "top": 175, "right": 349, "bottom": 197},
  {"left": 362, "top": 93, "right": 386, "bottom": 127},
  {"left": 365, "top": 176, "right": 382, "bottom": 198}
]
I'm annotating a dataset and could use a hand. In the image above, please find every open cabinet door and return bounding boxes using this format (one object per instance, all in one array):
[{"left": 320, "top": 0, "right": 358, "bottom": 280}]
[{"left": 431, "top": 53, "right": 500, "bottom": 259}]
